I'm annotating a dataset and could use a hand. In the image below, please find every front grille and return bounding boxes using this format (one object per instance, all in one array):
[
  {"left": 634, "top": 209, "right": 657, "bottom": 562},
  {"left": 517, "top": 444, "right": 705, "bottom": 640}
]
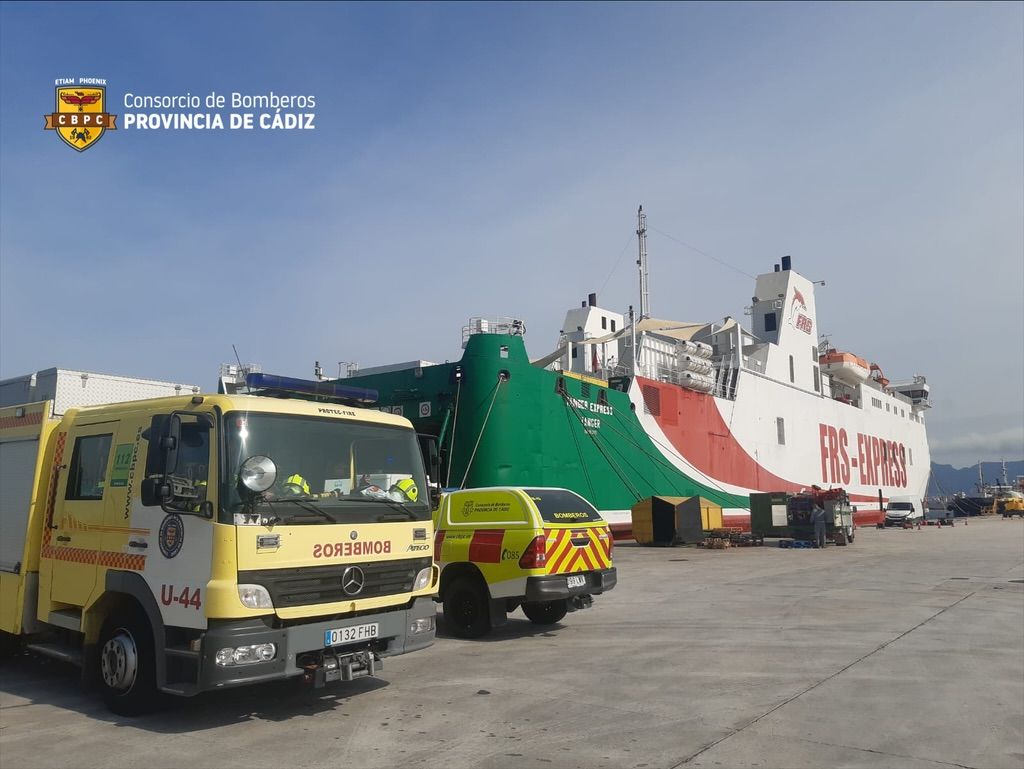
[{"left": 239, "top": 557, "right": 431, "bottom": 608}]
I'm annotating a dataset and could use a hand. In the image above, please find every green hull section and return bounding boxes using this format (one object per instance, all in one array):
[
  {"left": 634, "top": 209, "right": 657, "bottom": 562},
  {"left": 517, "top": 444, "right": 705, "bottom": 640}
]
[{"left": 345, "top": 334, "right": 748, "bottom": 515}]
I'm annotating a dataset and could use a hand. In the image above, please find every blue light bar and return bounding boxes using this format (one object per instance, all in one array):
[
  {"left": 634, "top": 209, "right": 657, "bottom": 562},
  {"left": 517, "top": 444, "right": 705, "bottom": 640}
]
[{"left": 244, "top": 373, "right": 378, "bottom": 406}]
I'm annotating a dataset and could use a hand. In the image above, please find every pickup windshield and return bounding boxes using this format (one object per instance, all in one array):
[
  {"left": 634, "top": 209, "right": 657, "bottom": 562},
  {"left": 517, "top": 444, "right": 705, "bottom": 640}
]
[{"left": 221, "top": 411, "right": 430, "bottom": 524}]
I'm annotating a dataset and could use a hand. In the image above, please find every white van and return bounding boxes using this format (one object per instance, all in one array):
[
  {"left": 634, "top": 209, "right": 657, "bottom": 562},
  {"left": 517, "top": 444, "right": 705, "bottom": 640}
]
[{"left": 884, "top": 497, "right": 924, "bottom": 526}]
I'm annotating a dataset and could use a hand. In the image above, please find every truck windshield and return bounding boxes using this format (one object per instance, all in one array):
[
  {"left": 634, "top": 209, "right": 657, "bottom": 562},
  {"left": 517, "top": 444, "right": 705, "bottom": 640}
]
[
  {"left": 221, "top": 411, "right": 430, "bottom": 524},
  {"left": 888, "top": 503, "right": 913, "bottom": 511}
]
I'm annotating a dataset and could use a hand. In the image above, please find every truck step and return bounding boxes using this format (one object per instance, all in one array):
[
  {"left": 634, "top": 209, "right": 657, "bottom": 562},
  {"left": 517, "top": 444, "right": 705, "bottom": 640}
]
[
  {"left": 46, "top": 609, "right": 82, "bottom": 631},
  {"left": 25, "top": 641, "right": 83, "bottom": 666}
]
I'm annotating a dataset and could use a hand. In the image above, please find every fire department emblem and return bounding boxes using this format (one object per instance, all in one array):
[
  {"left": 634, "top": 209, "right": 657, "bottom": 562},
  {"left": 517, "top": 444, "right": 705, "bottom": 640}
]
[
  {"left": 158, "top": 514, "right": 184, "bottom": 559},
  {"left": 44, "top": 85, "right": 118, "bottom": 152}
]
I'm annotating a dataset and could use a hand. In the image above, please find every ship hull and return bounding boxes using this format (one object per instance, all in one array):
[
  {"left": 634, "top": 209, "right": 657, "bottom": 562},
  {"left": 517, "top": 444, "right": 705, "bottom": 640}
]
[{"left": 346, "top": 334, "right": 931, "bottom": 538}]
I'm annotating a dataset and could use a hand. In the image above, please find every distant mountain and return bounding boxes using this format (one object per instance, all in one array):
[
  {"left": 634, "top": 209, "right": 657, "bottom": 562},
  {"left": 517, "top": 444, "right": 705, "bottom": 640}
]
[{"left": 929, "top": 461, "right": 1024, "bottom": 496}]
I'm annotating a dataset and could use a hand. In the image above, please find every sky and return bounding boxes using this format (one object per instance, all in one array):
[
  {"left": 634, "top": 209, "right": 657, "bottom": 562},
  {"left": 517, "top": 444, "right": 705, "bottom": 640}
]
[{"left": 1, "top": 1, "right": 1021, "bottom": 469}]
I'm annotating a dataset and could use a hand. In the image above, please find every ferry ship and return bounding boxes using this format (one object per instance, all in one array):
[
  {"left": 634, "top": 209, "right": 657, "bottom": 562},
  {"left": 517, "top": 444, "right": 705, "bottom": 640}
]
[{"left": 332, "top": 212, "right": 932, "bottom": 536}]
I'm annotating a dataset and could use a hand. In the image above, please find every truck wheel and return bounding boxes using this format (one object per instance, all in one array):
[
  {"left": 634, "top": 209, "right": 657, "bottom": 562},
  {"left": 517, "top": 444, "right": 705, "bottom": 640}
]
[
  {"left": 522, "top": 600, "right": 568, "bottom": 625},
  {"left": 98, "top": 611, "right": 163, "bottom": 716},
  {"left": 443, "top": 576, "right": 491, "bottom": 638},
  {"left": 847, "top": 527, "right": 855, "bottom": 544}
]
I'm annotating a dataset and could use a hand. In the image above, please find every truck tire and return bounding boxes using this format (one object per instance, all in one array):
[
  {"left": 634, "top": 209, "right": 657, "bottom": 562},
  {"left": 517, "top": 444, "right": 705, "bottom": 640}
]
[
  {"left": 443, "top": 576, "right": 491, "bottom": 638},
  {"left": 522, "top": 600, "right": 568, "bottom": 625},
  {"left": 847, "top": 527, "right": 855, "bottom": 544},
  {"left": 98, "top": 610, "right": 163, "bottom": 716}
]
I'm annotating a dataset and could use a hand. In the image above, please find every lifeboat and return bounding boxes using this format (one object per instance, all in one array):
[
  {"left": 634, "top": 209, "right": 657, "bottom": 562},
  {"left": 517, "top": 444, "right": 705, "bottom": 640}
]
[{"left": 818, "top": 349, "right": 870, "bottom": 386}]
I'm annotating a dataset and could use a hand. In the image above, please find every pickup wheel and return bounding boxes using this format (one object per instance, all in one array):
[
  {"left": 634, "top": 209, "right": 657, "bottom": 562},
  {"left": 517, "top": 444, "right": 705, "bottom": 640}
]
[
  {"left": 522, "top": 600, "right": 568, "bottom": 625},
  {"left": 98, "top": 611, "right": 163, "bottom": 716},
  {"left": 443, "top": 576, "right": 491, "bottom": 638}
]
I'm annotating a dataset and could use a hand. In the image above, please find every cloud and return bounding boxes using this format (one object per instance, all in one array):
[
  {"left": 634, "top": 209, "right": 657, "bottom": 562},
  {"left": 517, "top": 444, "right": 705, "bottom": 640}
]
[{"left": 930, "top": 426, "right": 1024, "bottom": 457}]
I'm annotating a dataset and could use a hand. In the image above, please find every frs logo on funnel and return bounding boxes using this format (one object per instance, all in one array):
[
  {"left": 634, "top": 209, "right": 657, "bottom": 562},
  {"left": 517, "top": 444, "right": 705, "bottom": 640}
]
[{"left": 789, "top": 287, "right": 813, "bottom": 335}]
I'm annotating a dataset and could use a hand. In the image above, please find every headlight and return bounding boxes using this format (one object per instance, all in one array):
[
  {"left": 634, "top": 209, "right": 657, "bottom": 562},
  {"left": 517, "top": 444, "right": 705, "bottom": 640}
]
[
  {"left": 412, "top": 566, "right": 432, "bottom": 592},
  {"left": 410, "top": 616, "right": 435, "bottom": 635},
  {"left": 238, "top": 584, "right": 274, "bottom": 609},
  {"left": 215, "top": 643, "right": 277, "bottom": 666}
]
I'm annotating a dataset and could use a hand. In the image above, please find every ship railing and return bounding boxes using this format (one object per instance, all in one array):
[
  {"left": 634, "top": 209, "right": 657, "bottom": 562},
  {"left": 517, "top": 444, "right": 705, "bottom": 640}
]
[
  {"left": 712, "top": 359, "right": 739, "bottom": 400},
  {"left": 461, "top": 316, "right": 526, "bottom": 346}
]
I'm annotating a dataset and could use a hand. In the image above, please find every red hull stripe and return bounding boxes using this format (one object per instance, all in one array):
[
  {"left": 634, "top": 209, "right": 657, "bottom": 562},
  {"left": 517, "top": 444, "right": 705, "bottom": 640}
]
[{"left": 640, "top": 377, "right": 797, "bottom": 491}]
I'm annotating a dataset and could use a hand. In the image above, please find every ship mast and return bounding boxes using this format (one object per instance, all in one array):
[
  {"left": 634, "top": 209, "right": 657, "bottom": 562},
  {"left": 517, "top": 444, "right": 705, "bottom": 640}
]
[{"left": 636, "top": 205, "right": 650, "bottom": 320}]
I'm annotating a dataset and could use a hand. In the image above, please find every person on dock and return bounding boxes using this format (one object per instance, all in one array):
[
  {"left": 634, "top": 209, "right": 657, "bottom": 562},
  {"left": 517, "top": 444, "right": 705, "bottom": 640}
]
[{"left": 811, "top": 503, "right": 828, "bottom": 548}]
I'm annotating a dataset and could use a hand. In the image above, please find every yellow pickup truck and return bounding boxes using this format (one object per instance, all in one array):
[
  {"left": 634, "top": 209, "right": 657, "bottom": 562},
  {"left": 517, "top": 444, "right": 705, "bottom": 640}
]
[{"left": 433, "top": 487, "right": 617, "bottom": 637}]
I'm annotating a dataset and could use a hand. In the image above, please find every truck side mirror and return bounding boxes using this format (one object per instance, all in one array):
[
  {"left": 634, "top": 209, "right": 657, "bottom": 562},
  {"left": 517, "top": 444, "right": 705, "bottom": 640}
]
[
  {"left": 140, "top": 477, "right": 171, "bottom": 507},
  {"left": 417, "top": 434, "right": 440, "bottom": 484},
  {"left": 163, "top": 415, "right": 181, "bottom": 474}
]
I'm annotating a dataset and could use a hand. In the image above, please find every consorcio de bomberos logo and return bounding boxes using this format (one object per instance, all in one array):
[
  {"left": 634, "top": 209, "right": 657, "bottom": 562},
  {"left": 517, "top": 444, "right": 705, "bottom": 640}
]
[{"left": 43, "top": 77, "right": 117, "bottom": 152}]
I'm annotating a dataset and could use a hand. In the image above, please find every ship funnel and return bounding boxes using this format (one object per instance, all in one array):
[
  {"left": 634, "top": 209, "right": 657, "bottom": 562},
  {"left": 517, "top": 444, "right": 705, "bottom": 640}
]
[
  {"left": 588, "top": 292, "right": 597, "bottom": 307},
  {"left": 781, "top": 255, "right": 792, "bottom": 271}
]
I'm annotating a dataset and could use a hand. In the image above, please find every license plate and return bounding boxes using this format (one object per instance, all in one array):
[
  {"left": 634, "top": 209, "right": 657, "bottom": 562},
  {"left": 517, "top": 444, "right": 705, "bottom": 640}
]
[
  {"left": 324, "top": 622, "right": 379, "bottom": 647},
  {"left": 566, "top": 574, "right": 586, "bottom": 589}
]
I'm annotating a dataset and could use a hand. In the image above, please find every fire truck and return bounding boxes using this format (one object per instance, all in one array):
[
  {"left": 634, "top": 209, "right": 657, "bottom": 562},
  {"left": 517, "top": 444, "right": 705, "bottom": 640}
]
[{"left": 0, "top": 369, "right": 438, "bottom": 714}]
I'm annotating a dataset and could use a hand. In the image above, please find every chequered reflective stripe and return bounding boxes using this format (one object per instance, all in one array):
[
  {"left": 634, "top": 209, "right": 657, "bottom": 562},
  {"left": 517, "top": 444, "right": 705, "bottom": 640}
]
[
  {"left": 0, "top": 411, "right": 44, "bottom": 430},
  {"left": 40, "top": 544, "right": 145, "bottom": 571},
  {"left": 545, "top": 526, "right": 612, "bottom": 573},
  {"left": 42, "top": 432, "right": 67, "bottom": 541}
]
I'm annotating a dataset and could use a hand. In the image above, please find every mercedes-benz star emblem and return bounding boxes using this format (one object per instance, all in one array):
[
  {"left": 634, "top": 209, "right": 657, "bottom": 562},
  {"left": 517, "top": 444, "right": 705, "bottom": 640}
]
[
  {"left": 341, "top": 566, "right": 365, "bottom": 596},
  {"left": 349, "top": 530, "right": 358, "bottom": 541}
]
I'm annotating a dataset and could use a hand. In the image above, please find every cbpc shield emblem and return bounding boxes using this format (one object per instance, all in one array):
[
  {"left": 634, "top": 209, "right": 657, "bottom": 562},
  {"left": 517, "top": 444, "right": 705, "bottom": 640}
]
[
  {"left": 44, "top": 86, "right": 117, "bottom": 152},
  {"left": 158, "top": 514, "right": 184, "bottom": 559}
]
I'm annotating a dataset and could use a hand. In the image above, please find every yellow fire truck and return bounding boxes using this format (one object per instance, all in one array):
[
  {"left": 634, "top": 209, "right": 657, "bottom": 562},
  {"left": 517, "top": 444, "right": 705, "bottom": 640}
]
[
  {"left": 433, "top": 487, "right": 617, "bottom": 637},
  {"left": 0, "top": 372, "right": 438, "bottom": 714}
]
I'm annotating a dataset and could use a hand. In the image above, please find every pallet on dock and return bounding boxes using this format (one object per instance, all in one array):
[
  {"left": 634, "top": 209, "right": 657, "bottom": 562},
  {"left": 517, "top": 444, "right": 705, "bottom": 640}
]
[
  {"left": 701, "top": 537, "right": 731, "bottom": 549},
  {"left": 779, "top": 539, "right": 815, "bottom": 549}
]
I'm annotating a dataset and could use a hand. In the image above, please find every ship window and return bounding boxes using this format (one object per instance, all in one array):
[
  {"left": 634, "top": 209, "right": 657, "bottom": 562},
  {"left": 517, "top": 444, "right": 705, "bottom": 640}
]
[
  {"left": 901, "top": 408, "right": 905, "bottom": 417},
  {"left": 776, "top": 417, "right": 785, "bottom": 445},
  {"left": 886, "top": 403, "right": 890, "bottom": 412},
  {"left": 908, "top": 448, "right": 913, "bottom": 466},
  {"left": 812, "top": 345, "right": 817, "bottom": 362},
  {"left": 611, "top": 319, "right": 616, "bottom": 332},
  {"left": 601, "top": 316, "right": 607, "bottom": 330},
  {"left": 571, "top": 347, "right": 578, "bottom": 359},
  {"left": 789, "top": 356, "right": 795, "bottom": 383},
  {"left": 813, "top": 366, "right": 820, "bottom": 392},
  {"left": 872, "top": 397, "right": 882, "bottom": 408},
  {"left": 764, "top": 312, "right": 777, "bottom": 333}
]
